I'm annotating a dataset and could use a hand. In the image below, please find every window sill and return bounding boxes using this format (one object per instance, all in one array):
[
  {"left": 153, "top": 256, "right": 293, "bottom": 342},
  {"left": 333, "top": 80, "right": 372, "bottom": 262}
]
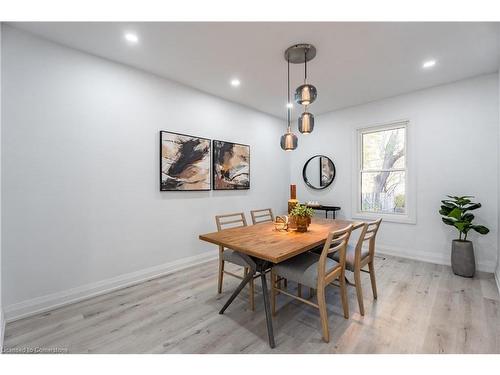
[{"left": 352, "top": 211, "right": 416, "bottom": 224}]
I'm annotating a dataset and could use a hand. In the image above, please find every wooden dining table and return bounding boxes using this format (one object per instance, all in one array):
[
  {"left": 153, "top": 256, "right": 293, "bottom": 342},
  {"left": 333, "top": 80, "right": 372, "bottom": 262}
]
[{"left": 199, "top": 217, "right": 363, "bottom": 348}]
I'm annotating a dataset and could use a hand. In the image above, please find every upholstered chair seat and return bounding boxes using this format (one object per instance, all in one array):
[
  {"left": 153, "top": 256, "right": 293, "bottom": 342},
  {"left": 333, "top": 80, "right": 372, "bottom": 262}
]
[
  {"left": 273, "top": 252, "right": 340, "bottom": 289},
  {"left": 222, "top": 249, "right": 249, "bottom": 267},
  {"left": 329, "top": 244, "right": 370, "bottom": 272}
]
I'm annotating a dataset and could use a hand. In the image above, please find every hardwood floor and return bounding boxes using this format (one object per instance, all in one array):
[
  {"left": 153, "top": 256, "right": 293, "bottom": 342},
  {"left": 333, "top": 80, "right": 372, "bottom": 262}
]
[{"left": 3, "top": 255, "right": 500, "bottom": 353}]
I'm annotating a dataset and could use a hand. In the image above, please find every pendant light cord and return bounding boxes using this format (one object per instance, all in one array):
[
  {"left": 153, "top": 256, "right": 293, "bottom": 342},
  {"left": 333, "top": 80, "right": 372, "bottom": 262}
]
[
  {"left": 287, "top": 58, "right": 291, "bottom": 131},
  {"left": 303, "top": 48, "right": 308, "bottom": 112},
  {"left": 304, "top": 48, "right": 307, "bottom": 83}
]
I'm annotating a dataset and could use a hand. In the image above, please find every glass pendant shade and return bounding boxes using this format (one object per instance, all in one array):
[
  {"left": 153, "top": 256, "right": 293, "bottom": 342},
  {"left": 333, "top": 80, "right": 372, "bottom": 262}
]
[
  {"left": 280, "top": 130, "right": 298, "bottom": 151},
  {"left": 298, "top": 111, "right": 314, "bottom": 134},
  {"left": 295, "top": 83, "right": 317, "bottom": 105}
]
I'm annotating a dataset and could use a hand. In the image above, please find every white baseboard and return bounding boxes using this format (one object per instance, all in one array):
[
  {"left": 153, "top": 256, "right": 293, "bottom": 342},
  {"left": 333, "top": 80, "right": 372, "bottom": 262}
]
[
  {"left": 377, "top": 244, "right": 496, "bottom": 273},
  {"left": 495, "top": 267, "right": 500, "bottom": 294},
  {"left": 4, "top": 250, "right": 218, "bottom": 323},
  {"left": 0, "top": 309, "right": 5, "bottom": 353}
]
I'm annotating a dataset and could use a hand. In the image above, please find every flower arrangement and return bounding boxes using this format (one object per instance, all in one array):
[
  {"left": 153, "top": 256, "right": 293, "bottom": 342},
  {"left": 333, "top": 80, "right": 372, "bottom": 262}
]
[{"left": 290, "top": 204, "right": 314, "bottom": 232}]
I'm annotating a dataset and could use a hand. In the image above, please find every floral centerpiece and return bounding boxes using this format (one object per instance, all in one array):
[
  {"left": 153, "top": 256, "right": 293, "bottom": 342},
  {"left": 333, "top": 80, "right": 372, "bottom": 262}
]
[{"left": 290, "top": 204, "right": 314, "bottom": 232}]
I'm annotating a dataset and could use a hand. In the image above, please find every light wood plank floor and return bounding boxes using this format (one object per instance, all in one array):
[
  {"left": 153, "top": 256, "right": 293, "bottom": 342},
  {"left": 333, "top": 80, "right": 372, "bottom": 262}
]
[{"left": 4, "top": 255, "right": 500, "bottom": 353}]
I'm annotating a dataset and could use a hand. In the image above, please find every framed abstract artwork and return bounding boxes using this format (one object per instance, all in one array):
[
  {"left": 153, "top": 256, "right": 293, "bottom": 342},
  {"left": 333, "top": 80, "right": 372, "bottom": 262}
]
[
  {"left": 160, "top": 131, "right": 211, "bottom": 191},
  {"left": 212, "top": 140, "right": 250, "bottom": 190}
]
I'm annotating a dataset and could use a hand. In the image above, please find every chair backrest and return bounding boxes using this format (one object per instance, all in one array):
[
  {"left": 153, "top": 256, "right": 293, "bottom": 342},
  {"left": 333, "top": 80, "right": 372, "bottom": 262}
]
[
  {"left": 354, "top": 218, "right": 382, "bottom": 261},
  {"left": 215, "top": 212, "right": 248, "bottom": 232},
  {"left": 318, "top": 225, "right": 353, "bottom": 284},
  {"left": 215, "top": 212, "right": 247, "bottom": 253},
  {"left": 250, "top": 208, "right": 274, "bottom": 225}
]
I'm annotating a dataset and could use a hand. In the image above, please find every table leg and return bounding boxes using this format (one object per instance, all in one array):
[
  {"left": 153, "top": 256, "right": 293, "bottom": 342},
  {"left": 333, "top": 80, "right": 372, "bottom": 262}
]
[
  {"left": 333, "top": 210, "right": 336, "bottom": 219},
  {"left": 219, "top": 270, "right": 255, "bottom": 314},
  {"left": 218, "top": 256, "right": 275, "bottom": 348},
  {"left": 260, "top": 271, "right": 276, "bottom": 348},
  {"left": 325, "top": 210, "right": 328, "bottom": 219}
]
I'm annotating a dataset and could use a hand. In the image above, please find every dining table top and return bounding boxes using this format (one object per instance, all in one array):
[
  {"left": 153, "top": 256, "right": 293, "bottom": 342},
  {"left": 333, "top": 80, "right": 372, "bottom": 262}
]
[{"left": 199, "top": 218, "right": 364, "bottom": 264}]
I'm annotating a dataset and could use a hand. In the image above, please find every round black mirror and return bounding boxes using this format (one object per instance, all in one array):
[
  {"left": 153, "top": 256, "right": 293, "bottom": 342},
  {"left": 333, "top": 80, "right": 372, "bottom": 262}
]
[{"left": 302, "top": 155, "right": 336, "bottom": 190}]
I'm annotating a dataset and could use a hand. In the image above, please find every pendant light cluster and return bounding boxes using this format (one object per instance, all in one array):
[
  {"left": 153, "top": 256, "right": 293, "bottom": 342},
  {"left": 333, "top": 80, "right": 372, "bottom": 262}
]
[{"left": 280, "top": 44, "right": 318, "bottom": 151}]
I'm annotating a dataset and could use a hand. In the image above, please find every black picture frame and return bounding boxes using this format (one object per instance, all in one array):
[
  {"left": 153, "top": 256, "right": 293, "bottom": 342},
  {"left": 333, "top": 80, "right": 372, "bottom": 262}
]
[
  {"left": 303, "top": 154, "right": 336, "bottom": 190},
  {"left": 159, "top": 130, "right": 211, "bottom": 191},
  {"left": 212, "top": 140, "right": 250, "bottom": 190}
]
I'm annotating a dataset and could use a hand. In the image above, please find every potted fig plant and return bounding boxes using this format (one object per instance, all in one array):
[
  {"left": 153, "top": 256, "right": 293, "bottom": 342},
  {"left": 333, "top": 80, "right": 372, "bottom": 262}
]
[
  {"left": 290, "top": 204, "right": 314, "bottom": 232},
  {"left": 439, "top": 195, "right": 489, "bottom": 277}
]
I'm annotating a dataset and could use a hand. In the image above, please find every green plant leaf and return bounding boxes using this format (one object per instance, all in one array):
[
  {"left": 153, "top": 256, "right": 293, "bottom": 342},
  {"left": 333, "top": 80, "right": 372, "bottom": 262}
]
[
  {"left": 448, "top": 207, "right": 462, "bottom": 219},
  {"left": 442, "top": 217, "right": 456, "bottom": 226},
  {"left": 464, "top": 203, "right": 481, "bottom": 211},
  {"left": 440, "top": 195, "right": 485, "bottom": 238},
  {"left": 471, "top": 225, "right": 489, "bottom": 235},
  {"left": 462, "top": 213, "right": 474, "bottom": 222},
  {"left": 290, "top": 204, "right": 314, "bottom": 218},
  {"left": 439, "top": 206, "right": 453, "bottom": 216},
  {"left": 441, "top": 202, "right": 460, "bottom": 210},
  {"left": 440, "top": 202, "right": 455, "bottom": 208},
  {"left": 448, "top": 195, "right": 474, "bottom": 200},
  {"left": 453, "top": 221, "right": 466, "bottom": 232}
]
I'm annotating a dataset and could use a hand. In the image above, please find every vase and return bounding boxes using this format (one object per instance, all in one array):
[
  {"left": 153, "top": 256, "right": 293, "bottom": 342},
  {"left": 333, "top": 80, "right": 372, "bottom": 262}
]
[
  {"left": 451, "top": 239, "right": 475, "bottom": 277},
  {"left": 288, "top": 184, "right": 298, "bottom": 214},
  {"left": 295, "top": 216, "right": 309, "bottom": 232}
]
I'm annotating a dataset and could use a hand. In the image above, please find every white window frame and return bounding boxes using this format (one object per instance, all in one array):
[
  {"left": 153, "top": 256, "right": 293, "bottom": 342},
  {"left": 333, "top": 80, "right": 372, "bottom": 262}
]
[{"left": 352, "top": 120, "right": 416, "bottom": 224}]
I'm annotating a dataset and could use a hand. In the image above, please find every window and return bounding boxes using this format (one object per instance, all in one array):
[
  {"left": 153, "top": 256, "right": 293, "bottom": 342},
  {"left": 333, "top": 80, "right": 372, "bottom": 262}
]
[{"left": 354, "top": 121, "right": 414, "bottom": 223}]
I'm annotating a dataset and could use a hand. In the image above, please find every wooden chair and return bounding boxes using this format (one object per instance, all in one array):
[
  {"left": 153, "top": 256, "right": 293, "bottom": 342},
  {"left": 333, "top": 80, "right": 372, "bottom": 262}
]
[
  {"left": 271, "top": 225, "right": 353, "bottom": 343},
  {"left": 329, "top": 218, "right": 382, "bottom": 315},
  {"left": 215, "top": 212, "right": 256, "bottom": 311},
  {"left": 250, "top": 208, "right": 274, "bottom": 225}
]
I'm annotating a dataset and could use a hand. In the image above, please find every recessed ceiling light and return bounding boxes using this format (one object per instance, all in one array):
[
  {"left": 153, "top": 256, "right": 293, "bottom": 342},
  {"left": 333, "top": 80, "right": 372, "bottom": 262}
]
[
  {"left": 286, "top": 102, "right": 294, "bottom": 108},
  {"left": 230, "top": 79, "right": 241, "bottom": 87},
  {"left": 124, "top": 32, "right": 139, "bottom": 44},
  {"left": 422, "top": 59, "right": 437, "bottom": 69}
]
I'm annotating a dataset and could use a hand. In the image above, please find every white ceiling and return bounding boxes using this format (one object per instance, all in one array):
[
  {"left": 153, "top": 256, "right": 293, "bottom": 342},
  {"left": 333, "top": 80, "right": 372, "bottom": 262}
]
[{"left": 11, "top": 22, "right": 500, "bottom": 119}]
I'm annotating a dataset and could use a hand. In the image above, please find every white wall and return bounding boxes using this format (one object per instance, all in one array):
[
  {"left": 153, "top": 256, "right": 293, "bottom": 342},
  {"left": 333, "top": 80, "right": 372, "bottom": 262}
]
[
  {"left": 290, "top": 74, "right": 499, "bottom": 272},
  {"left": 0, "top": 22, "right": 4, "bottom": 347},
  {"left": 497, "top": 68, "right": 500, "bottom": 289},
  {"left": 1, "top": 26, "right": 290, "bottom": 319}
]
